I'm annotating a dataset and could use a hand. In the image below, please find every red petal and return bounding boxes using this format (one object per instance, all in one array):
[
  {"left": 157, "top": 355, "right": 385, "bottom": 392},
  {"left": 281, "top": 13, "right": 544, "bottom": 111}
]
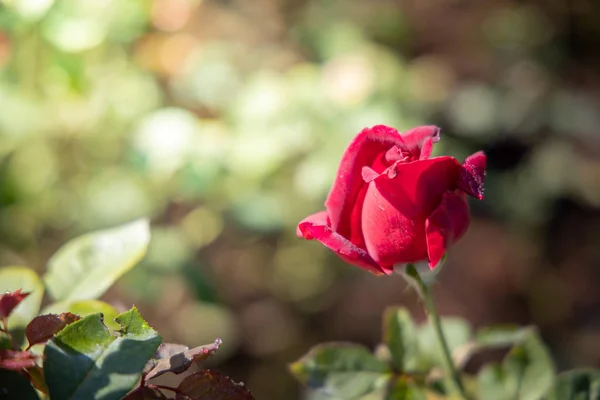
[
  {"left": 361, "top": 166, "right": 379, "bottom": 183},
  {"left": 361, "top": 181, "right": 428, "bottom": 265},
  {"left": 0, "top": 289, "right": 31, "bottom": 319},
  {"left": 324, "top": 125, "right": 406, "bottom": 236},
  {"left": 401, "top": 126, "right": 441, "bottom": 160},
  {"left": 361, "top": 157, "right": 462, "bottom": 266},
  {"left": 458, "top": 151, "right": 486, "bottom": 200},
  {"left": 425, "top": 191, "right": 471, "bottom": 269},
  {"left": 297, "top": 219, "right": 391, "bottom": 275},
  {"left": 296, "top": 211, "right": 329, "bottom": 237}
]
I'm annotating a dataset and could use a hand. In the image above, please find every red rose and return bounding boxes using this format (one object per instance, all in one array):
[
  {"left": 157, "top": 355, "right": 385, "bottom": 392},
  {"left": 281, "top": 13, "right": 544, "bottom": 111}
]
[{"left": 297, "top": 125, "right": 486, "bottom": 275}]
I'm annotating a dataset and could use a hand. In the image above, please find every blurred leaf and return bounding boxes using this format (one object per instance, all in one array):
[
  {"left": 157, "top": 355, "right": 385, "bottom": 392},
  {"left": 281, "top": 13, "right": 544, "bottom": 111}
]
[
  {"left": 0, "top": 336, "right": 11, "bottom": 350},
  {"left": 476, "top": 328, "right": 554, "bottom": 400},
  {"left": 0, "top": 349, "right": 37, "bottom": 370},
  {"left": 0, "top": 267, "right": 44, "bottom": 331},
  {"left": 475, "top": 326, "right": 530, "bottom": 348},
  {"left": 545, "top": 369, "right": 600, "bottom": 400},
  {"left": 382, "top": 307, "right": 419, "bottom": 372},
  {"left": 44, "top": 308, "right": 162, "bottom": 400},
  {"left": 385, "top": 376, "right": 427, "bottom": 400},
  {"left": 0, "top": 368, "right": 40, "bottom": 400},
  {"left": 417, "top": 317, "right": 471, "bottom": 370},
  {"left": 290, "top": 343, "right": 390, "bottom": 399},
  {"left": 451, "top": 326, "right": 533, "bottom": 370},
  {"left": 175, "top": 370, "right": 254, "bottom": 400},
  {"left": 0, "top": 289, "right": 30, "bottom": 319},
  {"left": 144, "top": 339, "right": 222, "bottom": 381},
  {"left": 41, "top": 300, "right": 121, "bottom": 331},
  {"left": 25, "top": 313, "right": 80, "bottom": 347},
  {"left": 477, "top": 364, "right": 516, "bottom": 400},
  {"left": 43, "top": 218, "right": 151, "bottom": 301}
]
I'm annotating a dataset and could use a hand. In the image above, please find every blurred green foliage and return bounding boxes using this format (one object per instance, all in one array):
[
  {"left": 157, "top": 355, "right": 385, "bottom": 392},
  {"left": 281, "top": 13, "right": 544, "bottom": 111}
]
[{"left": 1, "top": 0, "right": 600, "bottom": 398}]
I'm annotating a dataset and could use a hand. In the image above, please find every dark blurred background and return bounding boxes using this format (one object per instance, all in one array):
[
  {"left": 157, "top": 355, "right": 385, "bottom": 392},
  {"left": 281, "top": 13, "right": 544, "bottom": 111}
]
[{"left": 0, "top": 0, "right": 599, "bottom": 398}]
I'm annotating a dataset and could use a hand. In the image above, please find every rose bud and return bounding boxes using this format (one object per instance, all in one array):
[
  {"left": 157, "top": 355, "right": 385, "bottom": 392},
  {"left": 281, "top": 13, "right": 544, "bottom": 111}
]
[{"left": 297, "top": 125, "right": 486, "bottom": 275}]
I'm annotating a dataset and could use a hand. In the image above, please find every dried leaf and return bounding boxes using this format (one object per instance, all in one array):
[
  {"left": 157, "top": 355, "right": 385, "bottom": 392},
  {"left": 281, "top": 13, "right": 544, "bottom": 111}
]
[
  {"left": 0, "top": 349, "right": 37, "bottom": 370},
  {"left": 145, "top": 339, "right": 222, "bottom": 381},
  {"left": 26, "top": 313, "right": 81, "bottom": 347},
  {"left": 175, "top": 370, "right": 254, "bottom": 400},
  {"left": 0, "top": 289, "right": 31, "bottom": 319}
]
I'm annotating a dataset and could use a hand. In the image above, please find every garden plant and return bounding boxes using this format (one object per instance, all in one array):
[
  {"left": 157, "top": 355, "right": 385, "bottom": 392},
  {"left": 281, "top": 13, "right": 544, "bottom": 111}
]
[{"left": 1, "top": 126, "right": 599, "bottom": 399}]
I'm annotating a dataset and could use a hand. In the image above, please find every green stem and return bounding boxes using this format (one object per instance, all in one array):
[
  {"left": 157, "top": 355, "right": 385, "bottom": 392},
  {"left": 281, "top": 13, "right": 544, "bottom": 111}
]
[{"left": 405, "top": 265, "right": 469, "bottom": 400}]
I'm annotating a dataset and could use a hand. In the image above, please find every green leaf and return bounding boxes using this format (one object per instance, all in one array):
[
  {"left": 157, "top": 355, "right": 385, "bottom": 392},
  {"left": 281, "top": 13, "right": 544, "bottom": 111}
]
[
  {"left": 476, "top": 328, "right": 555, "bottom": 400},
  {"left": 545, "top": 369, "right": 600, "bottom": 400},
  {"left": 417, "top": 317, "right": 471, "bottom": 370},
  {"left": 43, "top": 219, "right": 151, "bottom": 301},
  {"left": 41, "top": 300, "right": 120, "bottom": 331},
  {"left": 44, "top": 307, "right": 162, "bottom": 400},
  {"left": 475, "top": 326, "right": 530, "bottom": 348},
  {"left": 290, "top": 343, "right": 390, "bottom": 399},
  {"left": 384, "top": 377, "right": 427, "bottom": 400},
  {"left": 0, "top": 336, "right": 11, "bottom": 350},
  {"left": 0, "top": 368, "right": 40, "bottom": 400},
  {"left": 382, "top": 307, "right": 419, "bottom": 372},
  {"left": 477, "top": 364, "right": 517, "bottom": 400},
  {"left": 0, "top": 266, "right": 44, "bottom": 331}
]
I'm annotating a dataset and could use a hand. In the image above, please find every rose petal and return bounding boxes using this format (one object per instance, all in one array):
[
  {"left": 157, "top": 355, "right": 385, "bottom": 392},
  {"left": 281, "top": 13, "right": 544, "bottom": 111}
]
[
  {"left": 401, "top": 126, "right": 441, "bottom": 160},
  {"left": 297, "top": 218, "right": 391, "bottom": 275},
  {"left": 458, "top": 151, "right": 486, "bottom": 200},
  {"left": 384, "top": 145, "right": 410, "bottom": 163},
  {"left": 361, "top": 157, "right": 462, "bottom": 266},
  {"left": 419, "top": 138, "right": 434, "bottom": 160},
  {"left": 324, "top": 125, "right": 406, "bottom": 236},
  {"left": 296, "top": 211, "right": 329, "bottom": 237},
  {"left": 361, "top": 180, "right": 428, "bottom": 265},
  {"left": 385, "top": 156, "right": 462, "bottom": 215},
  {"left": 425, "top": 191, "right": 470, "bottom": 269},
  {"left": 361, "top": 166, "right": 379, "bottom": 183}
]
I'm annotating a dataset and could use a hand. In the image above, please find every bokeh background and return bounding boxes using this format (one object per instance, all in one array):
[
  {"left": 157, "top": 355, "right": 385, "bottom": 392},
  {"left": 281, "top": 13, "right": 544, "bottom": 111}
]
[{"left": 1, "top": 0, "right": 600, "bottom": 398}]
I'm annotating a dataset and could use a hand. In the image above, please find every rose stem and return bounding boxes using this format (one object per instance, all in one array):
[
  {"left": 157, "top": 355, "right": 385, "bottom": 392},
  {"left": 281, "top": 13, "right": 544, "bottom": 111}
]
[{"left": 405, "top": 264, "right": 470, "bottom": 400}]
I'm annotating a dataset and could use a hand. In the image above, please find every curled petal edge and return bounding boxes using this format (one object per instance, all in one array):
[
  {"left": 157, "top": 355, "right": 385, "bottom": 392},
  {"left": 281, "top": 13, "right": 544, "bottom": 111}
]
[
  {"left": 297, "top": 214, "right": 392, "bottom": 276},
  {"left": 401, "top": 125, "right": 441, "bottom": 160},
  {"left": 458, "top": 151, "right": 486, "bottom": 200}
]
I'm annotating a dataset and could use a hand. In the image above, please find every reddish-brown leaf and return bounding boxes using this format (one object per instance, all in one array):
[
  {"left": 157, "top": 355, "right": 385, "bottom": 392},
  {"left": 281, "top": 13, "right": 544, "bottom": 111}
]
[
  {"left": 25, "top": 313, "right": 81, "bottom": 347},
  {"left": 175, "top": 370, "right": 254, "bottom": 400},
  {"left": 0, "top": 289, "right": 30, "bottom": 319},
  {"left": 0, "top": 349, "right": 37, "bottom": 370},
  {"left": 123, "top": 387, "right": 171, "bottom": 400},
  {"left": 144, "top": 339, "right": 222, "bottom": 381}
]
